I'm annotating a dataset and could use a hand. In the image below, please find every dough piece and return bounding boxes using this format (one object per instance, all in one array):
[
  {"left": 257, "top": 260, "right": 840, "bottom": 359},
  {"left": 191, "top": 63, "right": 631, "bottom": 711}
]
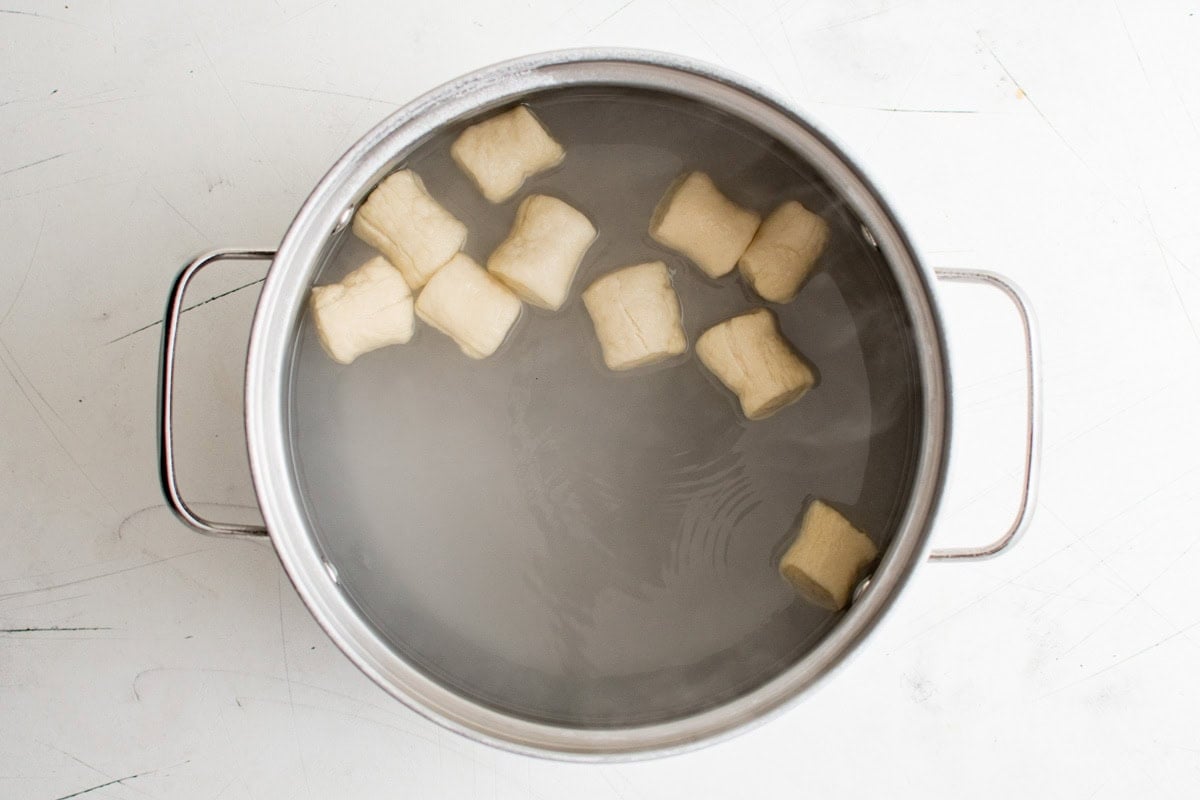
[
  {"left": 649, "top": 172, "right": 761, "bottom": 279},
  {"left": 309, "top": 256, "right": 414, "bottom": 365},
  {"left": 779, "top": 500, "right": 878, "bottom": 611},
  {"left": 581, "top": 261, "right": 687, "bottom": 371},
  {"left": 695, "top": 308, "right": 814, "bottom": 420},
  {"left": 738, "top": 200, "right": 830, "bottom": 303},
  {"left": 487, "top": 195, "right": 596, "bottom": 310},
  {"left": 352, "top": 169, "right": 467, "bottom": 289},
  {"left": 451, "top": 106, "right": 565, "bottom": 203},
  {"left": 415, "top": 253, "right": 522, "bottom": 359}
]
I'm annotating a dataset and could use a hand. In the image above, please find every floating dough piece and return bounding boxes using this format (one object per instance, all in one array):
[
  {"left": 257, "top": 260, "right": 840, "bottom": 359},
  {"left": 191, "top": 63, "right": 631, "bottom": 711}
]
[
  {"left": 581, "top": 261, "right": 687, "bottom": 371},
  {"left": 451, "top": 106, "right": 566, "bottom": 203},
  {"left": 352, "top": 169, "right": 467, "bottom": 289},
  {"left": 695, "top": 308, "right": 814, "bottom": 420},
  {"left": 738, "top": 200, "right": 830, "bottom": 303},
  {"left": 779, "top": 500, "right": 878, "bottom": 611},
  {"left": 415, "top": 253, "right": 522, "bottom": 359},
  {"left": 309, "top": 256, "right": 414, "bottom": 365},
  {"left": 649, "top": 172, "right": 761, "bottom": 279},
  {"left": 487, "top": 195, "right": 597, "bottom": 310}
]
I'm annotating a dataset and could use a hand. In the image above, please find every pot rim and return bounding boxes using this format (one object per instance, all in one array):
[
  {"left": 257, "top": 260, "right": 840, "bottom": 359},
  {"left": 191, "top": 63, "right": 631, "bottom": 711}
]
[{"left": 245, "top": 47, "right": 951, "bottom": 761}]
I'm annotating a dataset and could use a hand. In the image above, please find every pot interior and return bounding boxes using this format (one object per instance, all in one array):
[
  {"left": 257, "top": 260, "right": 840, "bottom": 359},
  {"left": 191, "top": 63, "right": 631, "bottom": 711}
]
[{"left": 287, "top": 85, "right": 922, "bottom": 727}]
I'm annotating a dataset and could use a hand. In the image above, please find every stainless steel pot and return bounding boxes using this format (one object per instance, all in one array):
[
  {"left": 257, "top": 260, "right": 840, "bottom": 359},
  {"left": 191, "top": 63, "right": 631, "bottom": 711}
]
[{"left": 157, "top": 49, "right": 1041, "bottom": 760}]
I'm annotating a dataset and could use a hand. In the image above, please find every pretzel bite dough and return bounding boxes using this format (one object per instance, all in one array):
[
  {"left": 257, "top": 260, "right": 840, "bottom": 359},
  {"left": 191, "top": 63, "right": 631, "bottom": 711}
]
[
  {"left": 451, "top": 106, "right": 565, "bottom": 203},
  {"left": 779, "top": 500, "right": 878, "bottom": 611},
  {"left": 649, "top": 171, "right": 760, "bottom": 279},
  {"left": 415, "top": 253, "right": 522, "bottom": 359},
  {"left": 352, "top": 169, "right": 467, "bottom": 289},
  {"left": 487, "top": 195, "right": 596, "bottom": 310},
  {"left": 309, "top": 256, "right": 414, "bottom": 364},
  {"left": 695, "top": 308, "right": 814, "bottom": 420},
  {"left": 582, "top": 261, "right": 687, "bottom": 371},
  {"left": 738, "top": 200, "right": 830, "bottom": 303}
]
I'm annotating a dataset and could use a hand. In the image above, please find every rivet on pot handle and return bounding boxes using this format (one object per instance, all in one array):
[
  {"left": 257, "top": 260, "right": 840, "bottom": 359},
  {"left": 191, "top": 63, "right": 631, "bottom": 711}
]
[
  {"left": 929, "top": 268, "right": 1042, "bottom": 562},
  {"left": 157, "top": 248, "right": 275, "bottom": 539}
]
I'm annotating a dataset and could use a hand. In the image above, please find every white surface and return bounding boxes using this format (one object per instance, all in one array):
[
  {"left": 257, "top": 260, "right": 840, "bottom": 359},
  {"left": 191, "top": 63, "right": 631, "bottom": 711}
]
[{"left": 2, "top": 0, "right": 1199, "bottom": 797}]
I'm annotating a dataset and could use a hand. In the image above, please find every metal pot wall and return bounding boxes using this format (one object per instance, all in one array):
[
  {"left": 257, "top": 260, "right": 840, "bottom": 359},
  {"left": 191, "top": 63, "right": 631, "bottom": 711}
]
[{"left": 157, "top": 49, "right": 1041, "bottom": 760}]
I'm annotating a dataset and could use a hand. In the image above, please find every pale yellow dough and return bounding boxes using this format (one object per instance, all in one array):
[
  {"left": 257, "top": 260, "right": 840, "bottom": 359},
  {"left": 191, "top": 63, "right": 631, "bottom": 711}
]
[
  {"left": 415, "top": 253, "right": 522, "bottom": 359},
  {"left": 779, "top": 500, "right": 878, "bottom": 611},
  {"left": 581, "top": 261, "right": 687, "bottom": 371},
  {"left": 738, "top": 200, "right": 830, "bottom": 303},
  {"left": 487, "top": 195, "right": 596, "bottom": 310},
  {"left": 695, "top": 308, "right": 814, "bottom": 420},
  {"left": 451, "top": 106, "right": 565, "bottom": 203},
  {"left": 352, "top": 169, "right": 467, "bottom": 289},
  {"left": 649, "top": 171, "right": 761, "bottom": 279},
  {"left": 309, "top": 256, "right": 414, "bottom": 365}
]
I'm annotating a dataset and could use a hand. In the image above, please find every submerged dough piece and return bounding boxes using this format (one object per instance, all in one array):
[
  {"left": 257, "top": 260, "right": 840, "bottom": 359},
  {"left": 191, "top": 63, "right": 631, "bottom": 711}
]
[
  {"left": 738, "top": 200, "right": 830, "bottom": 303},
  {"left": 779, "top": 500, "right": 878, "bottom": 611},
  {"left": 487, "top": 195, "right": 596, "bottom": 310},
  {"left": 695, "top": 308, "right": 814, "bottom": 420},
  {"left": 649, "top": 172, "right": 761, "bottom": 279},
  {"left": 352, "top": 169, "right": 467, "bottom": 289},
  {"left": 415, "top": 253, "right": 522, "bottom": 359},
  {"left": 582, "top": 261, "right": 687, "bottom": 371},
  {"left": 309, "top": 256, "right": 414, "bottom": 365},
  {"left": 451, "top": 106, "right": 565, "bottom": 203}
]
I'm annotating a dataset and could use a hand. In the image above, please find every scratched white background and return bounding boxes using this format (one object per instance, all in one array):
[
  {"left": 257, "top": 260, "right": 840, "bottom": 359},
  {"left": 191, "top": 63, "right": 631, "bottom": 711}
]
[{"left": 3, "top": 0, "right": 1199, "bottom": 797}]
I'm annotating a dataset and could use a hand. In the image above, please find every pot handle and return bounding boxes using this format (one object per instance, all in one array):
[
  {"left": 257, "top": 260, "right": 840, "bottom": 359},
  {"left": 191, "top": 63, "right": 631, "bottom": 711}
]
[
  {"left": 929, "top": 268, "right": 1042, "bottom": 562},
  {"left": 157, "top": 248, "right": 275, "bottom": 539}
]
